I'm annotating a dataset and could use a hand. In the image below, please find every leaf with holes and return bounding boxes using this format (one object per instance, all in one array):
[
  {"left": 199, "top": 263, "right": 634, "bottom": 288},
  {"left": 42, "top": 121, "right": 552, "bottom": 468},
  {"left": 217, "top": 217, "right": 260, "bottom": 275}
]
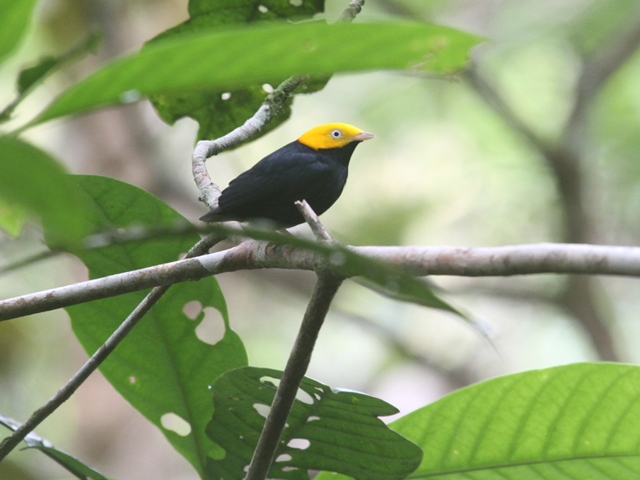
[
  {"left": 57, "top": 175, "right": 248, "bottom": 477},
  {"left": 204, "top": 367, "right": 422, "bottom": 480},
  {"left": 317, "top": 362, "right": 640, "bottom": 479},
  {"left": 145, "top": 0, "right": 327, "bottom": 142}
]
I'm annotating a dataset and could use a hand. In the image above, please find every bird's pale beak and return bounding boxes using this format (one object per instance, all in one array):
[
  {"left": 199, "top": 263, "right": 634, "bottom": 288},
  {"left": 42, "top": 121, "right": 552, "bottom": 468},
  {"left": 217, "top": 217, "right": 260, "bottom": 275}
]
[{"left": 354, "top": 131, "right": 375, "bottom": 142}]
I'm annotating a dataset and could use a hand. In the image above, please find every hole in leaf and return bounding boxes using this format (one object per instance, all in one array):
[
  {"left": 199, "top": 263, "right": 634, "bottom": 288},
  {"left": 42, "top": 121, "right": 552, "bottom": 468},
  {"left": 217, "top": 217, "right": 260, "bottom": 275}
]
[
  {"left": 119, "top": 89, "right": 141, "bottom": 104},
  {"left": 295, "top": 389, "right": 314, "bottom": 405},
  {"left": 253, "top": 403, "right": 271, "bottom": 418},
  {"left": 287, "top": 438, "right": 310, "bottom": 450},
  {"left": 195, "top": 307, "right": 225, "bottom": 345},
  {"left": 260, "top": 376, "right": 280, "bottom": 388},
  {"left": 307, "top": 415, "right": 320, "bottom": 422},
  {"left": 160, "top": 413, "right": 191, "bottom": 436},
  {"left": 275, "top": 453, "right": 292, "bottom": 462},
  {"left": 183, "top": 300, "right": 202, "bottom": 320},
  {"left": 258, "top": 4, "right": 268, "bottom": 13},
  {"left": 221, "top": 92, "right": 232, "bottom": 100}
]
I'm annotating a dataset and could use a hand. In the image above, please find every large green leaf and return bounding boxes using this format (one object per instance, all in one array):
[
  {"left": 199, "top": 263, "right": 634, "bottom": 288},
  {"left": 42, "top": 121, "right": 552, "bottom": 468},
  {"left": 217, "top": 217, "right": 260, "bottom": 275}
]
[
  {"left": 0, "top": 0, "right": 37, "bottom": 61},
  {"left": 146, "top": 0, "right": 326, "bottom": 142},
  {"left": 204, "top": 367, "right": 422, "bottom": 480},
  {"left": 62, "top": 176, "right": 248, "bottom": 477},
  {"left": 0, "top": 136, "right": 94, "bottom": 244},
  {"left": 32, "top": 21, "right": 481, "bottom": 125},
  {"left": 317, "top": 363, "right": 640, "bottom": 479}
]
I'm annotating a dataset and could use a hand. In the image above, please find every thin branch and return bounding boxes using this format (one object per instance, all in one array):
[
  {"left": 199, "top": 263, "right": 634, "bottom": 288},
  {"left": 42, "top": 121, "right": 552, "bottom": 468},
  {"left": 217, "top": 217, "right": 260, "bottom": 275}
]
[
  {"left": 0, "top": 250, "right": 61, "bottom": 275},
  {"left": 4, "top": 242, "right": 640, "bottom": 322},
  {"left": 463, "top": 66, "right": 555, "bottom": 159},
  {"left": 245, "top": 272, "right": 343, "bottom": 480},
  {"left": 0, "top": 233, "right": 222, "bottom": 461},
  {"left": 338, "top": 0, "right": 366, "bottom": 22},
  {"left": 563, "top": 7, "right": 640, "bottom": 147},
  {"left": 465, "top": 11, "right": 640, "bottom": 362},
  {"left": 336, "top": 306, "right": 478, "bottom": 389},
  {"left": 295, "top": 199, "right": 333, "bottom": 242}
]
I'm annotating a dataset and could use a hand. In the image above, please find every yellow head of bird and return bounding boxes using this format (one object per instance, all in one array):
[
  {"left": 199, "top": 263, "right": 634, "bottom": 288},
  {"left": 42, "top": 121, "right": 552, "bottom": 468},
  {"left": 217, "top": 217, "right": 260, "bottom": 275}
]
[{"left": 297, "top": 123, "right": 374, "bottom": 150}]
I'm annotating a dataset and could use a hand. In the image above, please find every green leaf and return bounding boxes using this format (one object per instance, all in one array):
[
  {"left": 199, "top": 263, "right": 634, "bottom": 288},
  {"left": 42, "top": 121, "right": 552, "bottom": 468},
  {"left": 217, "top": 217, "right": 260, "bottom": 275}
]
[
  {"left": 1, "top": 34, "right": 101, "bottom": 123},
  {"left": 0, "top": 414, "right": 109, "bottom": 480},
  {"left": 383, "top": 363, "right": 640, "bottom": 479},
  {"left": 205, "top": 367, "right": 422, "bottom": 480},
  {"left": 18, "top": 34, "right": 101, "bottom": 94},
  {"left": 0, "top": 0, "right": 37, "bottom": 61},
  {"left": 145, "top": 0, "right": 326, "bottom": 142},
  {"left": 185, "top": 0, "right": 325, "bottom": 23},
  {"left": 61, "top": 175, "right": 248, "bottom": 476},
  {"left": 0, "top": 136, "right": 94, "bottom": 246},
  {"left": 32, "top": 21, "right": 482, "bottom": 125}
]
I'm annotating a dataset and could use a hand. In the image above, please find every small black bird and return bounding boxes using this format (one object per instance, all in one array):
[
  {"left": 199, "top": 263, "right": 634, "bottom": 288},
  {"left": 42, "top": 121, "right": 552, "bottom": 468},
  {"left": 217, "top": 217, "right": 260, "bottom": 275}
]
[{"left": 199, "top": 123, "right": 374, "bottom": 227}]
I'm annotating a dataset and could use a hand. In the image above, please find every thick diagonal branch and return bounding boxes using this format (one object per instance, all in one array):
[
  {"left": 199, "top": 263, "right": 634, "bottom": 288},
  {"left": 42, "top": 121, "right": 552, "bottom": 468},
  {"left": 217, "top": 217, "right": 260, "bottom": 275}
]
[{"left": 245, "top": 272, "right": 343, "bottom": 480}]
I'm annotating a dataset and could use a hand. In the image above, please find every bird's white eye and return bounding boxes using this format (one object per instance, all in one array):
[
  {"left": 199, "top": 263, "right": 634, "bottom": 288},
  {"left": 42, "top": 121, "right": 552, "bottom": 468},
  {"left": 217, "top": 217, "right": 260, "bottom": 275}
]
[{"left": 330, "top": 129, "right": 342, "bottom": 139}]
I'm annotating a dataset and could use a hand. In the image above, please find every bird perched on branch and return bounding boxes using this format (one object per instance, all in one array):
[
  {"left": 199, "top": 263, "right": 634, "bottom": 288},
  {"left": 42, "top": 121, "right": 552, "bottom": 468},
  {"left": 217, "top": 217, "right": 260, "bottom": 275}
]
[{"left": 199, "top": 123, "right": 374, "bottom": 227}]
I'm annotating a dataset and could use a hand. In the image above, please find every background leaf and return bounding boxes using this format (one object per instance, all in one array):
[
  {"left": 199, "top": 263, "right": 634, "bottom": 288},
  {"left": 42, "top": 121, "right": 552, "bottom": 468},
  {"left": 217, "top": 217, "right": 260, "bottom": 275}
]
[
  {"left": 384, "top": 363, "right": 640, "bottom": 479},
  {"left": 0, "top": 0, "right": 37, "bottom": 61},
  {"left": 0, "top": 200, "right": 27, "bottom": 238},
  {"left": 205, "top": 367, "right": 422, "bottom": 480},
  {"left": 1, "top": 34, "right": 101, "bottom": 123},
  {"left": 32, "top": 21, "right": 481, "bottom": 125},
  {"left": 60, "top": 175, "right": 248, "bottom": 476},
  {"left": 0, "top": 414, "right": 109, "bottom": 480},
  {"left": 146, "top": 0, "right": 326, "bottom": 142},
  {"left": 0, "top": 136, "right": 94, "bottom": 245}
]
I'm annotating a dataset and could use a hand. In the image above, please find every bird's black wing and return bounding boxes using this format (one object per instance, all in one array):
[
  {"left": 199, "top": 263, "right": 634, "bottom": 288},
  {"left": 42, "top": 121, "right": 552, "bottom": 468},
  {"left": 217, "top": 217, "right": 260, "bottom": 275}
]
[{"left": 218, "top": 142, "right": 339, "bottom": 214}]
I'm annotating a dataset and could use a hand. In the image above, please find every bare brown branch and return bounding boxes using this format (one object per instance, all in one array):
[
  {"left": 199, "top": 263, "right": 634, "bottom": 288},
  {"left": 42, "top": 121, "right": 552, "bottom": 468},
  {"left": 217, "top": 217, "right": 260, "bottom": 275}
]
[
  {"left": 245, "top": 272, "right": 343, "bottom": 480},
  {"left": 3, "top": 242, "right": 640, "bottom": 323}
]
